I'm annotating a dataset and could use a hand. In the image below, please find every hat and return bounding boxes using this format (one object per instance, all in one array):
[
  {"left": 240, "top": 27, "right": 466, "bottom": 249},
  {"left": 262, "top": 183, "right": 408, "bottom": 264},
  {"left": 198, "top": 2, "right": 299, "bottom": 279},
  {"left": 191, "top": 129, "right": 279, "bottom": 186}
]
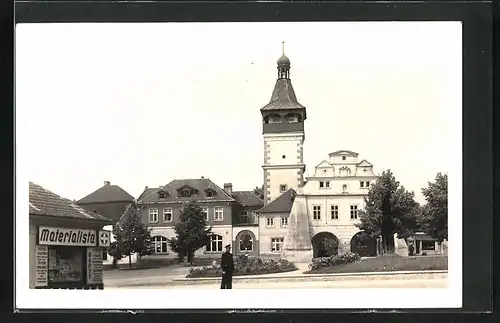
[{"left": 225, "top": 244, "right": 231, "bottom": 248}]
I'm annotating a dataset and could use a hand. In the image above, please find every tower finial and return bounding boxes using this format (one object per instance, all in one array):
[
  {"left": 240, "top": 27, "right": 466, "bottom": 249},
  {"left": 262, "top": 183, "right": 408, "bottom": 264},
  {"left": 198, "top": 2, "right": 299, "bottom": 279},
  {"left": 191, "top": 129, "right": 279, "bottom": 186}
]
[{"left": 282, "top": 41, "right": 285, "bottom": 55}]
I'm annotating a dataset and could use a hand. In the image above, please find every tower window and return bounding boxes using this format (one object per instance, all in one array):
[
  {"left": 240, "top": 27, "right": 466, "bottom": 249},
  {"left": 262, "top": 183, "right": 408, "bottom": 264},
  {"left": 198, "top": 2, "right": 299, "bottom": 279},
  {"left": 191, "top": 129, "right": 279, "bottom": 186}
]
[
  {"left": 282, "top": 155, "right": 286, "bottom": 159},
  {"left": 360, "top": 181, "right": 364, "bottom": 188},
  {"left": 280, "top": 184, "right": 287, "bottom": 193}
]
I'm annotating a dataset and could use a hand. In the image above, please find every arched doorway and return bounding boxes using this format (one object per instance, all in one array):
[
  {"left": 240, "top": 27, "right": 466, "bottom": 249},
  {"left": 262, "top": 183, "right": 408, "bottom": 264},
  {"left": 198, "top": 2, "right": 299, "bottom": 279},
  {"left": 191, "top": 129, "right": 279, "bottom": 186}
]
[
  {"left": 350, "top": 231, "right": 377, "bottom": 257},
  {"left": 234, "top": 230, "right": 258, "bottom": 256},
  {"left": 311, "top": 232, "right": 339, "bottom": 258}
]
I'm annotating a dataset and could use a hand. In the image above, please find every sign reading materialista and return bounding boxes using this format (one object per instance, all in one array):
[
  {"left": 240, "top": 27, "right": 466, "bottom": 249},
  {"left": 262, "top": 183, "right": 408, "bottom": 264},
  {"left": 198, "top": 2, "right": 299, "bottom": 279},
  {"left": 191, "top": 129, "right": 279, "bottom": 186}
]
[{"left": 38, "top": 226, "right": 99, "bottom": 246}]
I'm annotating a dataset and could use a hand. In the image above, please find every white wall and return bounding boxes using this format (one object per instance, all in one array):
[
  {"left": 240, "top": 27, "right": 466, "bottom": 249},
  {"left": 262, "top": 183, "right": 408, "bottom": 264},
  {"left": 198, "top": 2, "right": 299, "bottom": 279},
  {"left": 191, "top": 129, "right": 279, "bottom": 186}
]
[
  {"left": 263, "top": 133, "right": 304, "bottom": 203},
  {"left": 266, "top": 168, "right": 303, "bottom": 202},
  {"left": 258, "top": 212, "right": 289, "bottom": 254}
]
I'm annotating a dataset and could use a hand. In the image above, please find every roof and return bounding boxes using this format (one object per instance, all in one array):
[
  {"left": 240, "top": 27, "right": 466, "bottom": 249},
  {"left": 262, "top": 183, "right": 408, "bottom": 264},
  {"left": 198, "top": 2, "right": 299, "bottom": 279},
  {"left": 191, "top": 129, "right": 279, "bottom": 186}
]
[
  {"left": 29, "top": 182, "right": 114, "bottom": 223},
  {"left": 329, "top": 150, "right": 359, "bottom": 157},
  {"left": 261, "top": 79, "right": 306, "bottom": 112},
  {"left": 232, "top": 191, "right": 263, "bottom": 207},
  {"left": 357, "top": 159, "right": 373, "bottom": 167},
  {"left": 77, "top": 182, "right": 134, "bottom": 204},
  {"left": 137, "top": 178, "right": 235, "bottom": 204},
  {"left": 257, "top": 189, "right": 296, "bottom": 214}
]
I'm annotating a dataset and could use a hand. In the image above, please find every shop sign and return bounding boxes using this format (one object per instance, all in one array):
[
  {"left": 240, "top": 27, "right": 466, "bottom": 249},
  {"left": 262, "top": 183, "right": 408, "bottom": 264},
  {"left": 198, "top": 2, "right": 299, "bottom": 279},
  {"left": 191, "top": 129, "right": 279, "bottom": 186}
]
[
  {"left": 35, "top": 245, "right": 48, "bottom": 287},
  {"left": 38, "top": 227, "right": 97, "bottom": 246},
  {"left": 86, "top": 247, "right": 103, "bottom": 284},
  {"left": 98, "top": 230, "right": 111, "bottom": 247}
]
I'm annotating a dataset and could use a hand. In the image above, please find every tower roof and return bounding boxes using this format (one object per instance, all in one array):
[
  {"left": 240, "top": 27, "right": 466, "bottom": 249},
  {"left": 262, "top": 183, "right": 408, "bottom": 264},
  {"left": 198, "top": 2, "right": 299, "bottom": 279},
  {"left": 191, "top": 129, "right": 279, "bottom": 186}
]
[
  {"left": 261, "top": 42, "right": 306, "bottom": 114},
  {"left": 261, "top": 79, "right": 306, "bottom": 112},
  {"left": 277, "top": 54, "right": 291, "bottom": 67}
]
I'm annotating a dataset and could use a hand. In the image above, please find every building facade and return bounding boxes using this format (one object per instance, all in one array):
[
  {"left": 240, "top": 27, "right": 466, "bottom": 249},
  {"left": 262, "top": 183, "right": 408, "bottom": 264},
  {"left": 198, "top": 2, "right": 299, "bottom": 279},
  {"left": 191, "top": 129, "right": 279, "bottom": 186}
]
[
  {"left": 257, "top": 49, "right": 380, "bottom": 261},
  {"left": 136, "top": 178, "right": 263, "bottom": 259},
  {"left": 29, "top": 182, "right": 113, "bottom": 289}
]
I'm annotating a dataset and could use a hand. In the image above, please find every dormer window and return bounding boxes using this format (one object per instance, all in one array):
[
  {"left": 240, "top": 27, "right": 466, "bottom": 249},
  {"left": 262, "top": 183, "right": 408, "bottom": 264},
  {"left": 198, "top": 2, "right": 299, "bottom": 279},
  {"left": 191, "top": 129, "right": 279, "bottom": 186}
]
[
  {"left": 205, "top": 188, "right": 217, "bottom": 198},
  {"left": 177, "top": 185, "right": 198, "bottom": 198},
  {"left": 157, "top": 190, "right": 168, "bottom": 199}
]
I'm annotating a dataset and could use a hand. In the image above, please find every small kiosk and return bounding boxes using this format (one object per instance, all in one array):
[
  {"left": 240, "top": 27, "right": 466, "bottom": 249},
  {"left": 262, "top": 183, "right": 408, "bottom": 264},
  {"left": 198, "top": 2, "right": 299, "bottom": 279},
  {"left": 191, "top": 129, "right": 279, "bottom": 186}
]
[{"left": 29, "top": 182, "right": 114, "bottom": 289}]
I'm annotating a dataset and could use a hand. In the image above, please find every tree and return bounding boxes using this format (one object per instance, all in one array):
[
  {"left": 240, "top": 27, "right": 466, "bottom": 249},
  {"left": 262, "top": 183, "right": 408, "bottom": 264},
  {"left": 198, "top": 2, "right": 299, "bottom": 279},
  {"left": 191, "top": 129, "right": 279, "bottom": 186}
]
[
  {"left": 113, "top": 202, "right": 152, "bottom": 269},
  {"left": 253, "top": 185, "right": 264, "bottom": 200},
  {"left": 419, "top": 173, "right": 448, "bottom": 242},
  {"left": 356, "top": 170, "right": 420, "bottom": 254},
  {"left": 169, "top": 197, "right": 212, "bottom": 265}
]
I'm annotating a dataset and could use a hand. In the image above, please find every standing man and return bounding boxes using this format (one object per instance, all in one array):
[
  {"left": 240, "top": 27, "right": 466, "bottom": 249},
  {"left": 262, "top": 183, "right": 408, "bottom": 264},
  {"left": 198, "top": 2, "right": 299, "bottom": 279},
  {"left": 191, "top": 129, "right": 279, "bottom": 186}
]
[{"left": 220, "top": 244, "right": 234, "bottom": 289}]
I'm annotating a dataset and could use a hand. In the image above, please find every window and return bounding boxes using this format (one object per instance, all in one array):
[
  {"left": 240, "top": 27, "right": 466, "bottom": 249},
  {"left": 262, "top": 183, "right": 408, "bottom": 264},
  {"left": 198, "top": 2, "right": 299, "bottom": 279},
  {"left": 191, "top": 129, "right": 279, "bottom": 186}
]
[
  {"left": 163, "top": 207, "right": 173, "bottom": 222},
  {"left": 366, "top": 181, "right": 371, "bottom": 187},
  {"left": 102, "top": 250, "right": 108, "bottom": 261},
  {"left": 214, "top": 207, "right": 223, "bottom": 221},
  {"left": 47, "top": 246, "right": 83, "bottom": 283},
  {"left": 151, "top": 236, "right": 168, "bottom": 254},
  {"left": 281, "top": 217, "right": 288, "bottom": 227},
  {"left": 201, "top": 207, "right": 209, "bottom": 221},
  {"left": 280, "top": 184, "right": 287, "bottom": 193},
  {"left": 342, "top": 184, "right": 348, "bottom": 193},
  {"left": 421, "top": 241, "right": 436, "bottom": 251},
  {"left": 313, "top": 205, "right": 321, "bottom": 220},
  {"left": 360, "top": 181, "right": 365, "bottom": 188},
  {"left": 158, "top": 190, "right": 168, "bottom": 198},
  {"left": 205, "top": 188, "right": 216, "bottom": 197},
  {"left": 319, "top": 181, "right": 324, "bottom": 188},
  {"left": 179, "top": 189, "right": 193, "bottom": 198},
  {"left": 325, "top": 181, "right": 330, "bottom": 188},
  {"left": 239, "top": 233, "right": 253, "bottom": 251},
  {"left": 266, "top": 217, "right": 274, "bottom": 227},
  {"left": 282, "top": 155, "right": 286, "bottom": 159},
  {"left": 240, "top": 211, "right": 249, "bottom": 223},
  {"left": 330, "top": 205, "right": 339, "bottom": 220},
  {"left": 350, "top": 205, "right": 358, "bottom": 219},
  {"left": 206, "top": 234, "right": 223, "bottom": 252},
  {"left": 271, "top": 238, "right": 284, "bottom": 252},
  {"left": 149, "top": 208, "right": 158, "bottom": 222}
]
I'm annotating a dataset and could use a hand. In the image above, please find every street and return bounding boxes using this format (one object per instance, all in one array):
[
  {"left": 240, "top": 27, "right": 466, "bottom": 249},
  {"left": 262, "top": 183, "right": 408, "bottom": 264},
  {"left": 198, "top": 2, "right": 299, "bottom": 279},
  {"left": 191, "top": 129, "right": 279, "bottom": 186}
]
[{"left": 105, "top": 273, "right": 448, "bottom": 289}]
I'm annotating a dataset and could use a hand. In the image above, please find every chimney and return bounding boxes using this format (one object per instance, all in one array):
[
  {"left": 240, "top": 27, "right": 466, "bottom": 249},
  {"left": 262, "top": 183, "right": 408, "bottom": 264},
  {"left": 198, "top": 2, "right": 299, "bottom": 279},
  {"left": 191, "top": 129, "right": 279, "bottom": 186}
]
[
  {"left": 144, "top": 186, "right": 148, "bottom": 190},
  {"left": 223, "top": 183, "right": 233, "bottom": 196},
  {"left": 104, "top": 181, "right": 110, "bottom": 186}
]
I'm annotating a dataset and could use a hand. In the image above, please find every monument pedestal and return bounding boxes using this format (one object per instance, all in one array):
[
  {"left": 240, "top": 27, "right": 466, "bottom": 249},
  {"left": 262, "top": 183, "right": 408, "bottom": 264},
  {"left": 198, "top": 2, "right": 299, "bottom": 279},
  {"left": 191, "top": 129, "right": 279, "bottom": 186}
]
[{"left": 281, "top": 249, "right": 313, "bottom": 263}]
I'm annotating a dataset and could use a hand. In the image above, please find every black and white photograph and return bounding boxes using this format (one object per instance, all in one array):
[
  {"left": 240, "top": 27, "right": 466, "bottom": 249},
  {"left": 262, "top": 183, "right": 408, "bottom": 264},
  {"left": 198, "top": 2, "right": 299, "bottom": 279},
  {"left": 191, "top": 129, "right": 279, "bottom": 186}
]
[{"left": 15, "top": 21, "right": 462, "bottom": 309}]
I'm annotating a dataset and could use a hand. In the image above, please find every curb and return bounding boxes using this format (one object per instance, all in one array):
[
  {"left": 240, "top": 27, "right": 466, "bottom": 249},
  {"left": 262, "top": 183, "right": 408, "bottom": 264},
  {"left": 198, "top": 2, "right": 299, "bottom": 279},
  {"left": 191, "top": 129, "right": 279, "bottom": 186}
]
[
  {"left": 108, "top": 270, "right": 448, "bottom": 288},
  {"left": 172, "top": 270, "right": 448, "bottom": 282}
]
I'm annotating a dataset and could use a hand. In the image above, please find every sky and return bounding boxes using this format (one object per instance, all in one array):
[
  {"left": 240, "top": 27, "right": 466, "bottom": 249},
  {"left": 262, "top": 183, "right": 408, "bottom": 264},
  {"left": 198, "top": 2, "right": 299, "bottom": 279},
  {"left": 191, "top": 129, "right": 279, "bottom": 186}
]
[{"left": 16, "top": 22, "right": 461, "bottom": 204}]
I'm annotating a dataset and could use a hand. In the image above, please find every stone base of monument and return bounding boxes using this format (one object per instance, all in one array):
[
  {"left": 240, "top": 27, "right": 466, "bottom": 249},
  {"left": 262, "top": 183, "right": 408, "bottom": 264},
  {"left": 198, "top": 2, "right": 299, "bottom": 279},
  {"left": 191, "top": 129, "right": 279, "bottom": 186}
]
[{"left": 281, "top": 249, "right": 314, "bottom": 263}]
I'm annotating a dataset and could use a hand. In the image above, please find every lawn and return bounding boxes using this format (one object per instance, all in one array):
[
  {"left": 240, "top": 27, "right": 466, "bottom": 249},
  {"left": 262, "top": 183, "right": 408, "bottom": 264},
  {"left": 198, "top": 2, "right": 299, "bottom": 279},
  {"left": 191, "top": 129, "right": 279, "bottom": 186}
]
[{"left": 306, "top": 254, "right": 448, "bottom": 274}]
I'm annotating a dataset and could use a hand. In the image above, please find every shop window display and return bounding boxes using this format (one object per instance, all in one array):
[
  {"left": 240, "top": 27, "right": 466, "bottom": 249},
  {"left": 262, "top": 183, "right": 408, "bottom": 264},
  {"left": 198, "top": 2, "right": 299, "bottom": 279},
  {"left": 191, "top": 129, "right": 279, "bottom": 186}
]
[{"left": 48, "top": 246, "right": 84, "bottom": 283}]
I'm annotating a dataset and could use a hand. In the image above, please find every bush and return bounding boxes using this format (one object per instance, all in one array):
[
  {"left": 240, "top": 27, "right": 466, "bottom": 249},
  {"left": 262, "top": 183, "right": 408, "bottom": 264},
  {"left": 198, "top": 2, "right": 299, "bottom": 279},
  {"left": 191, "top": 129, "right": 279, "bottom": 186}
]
[
  {"left": 308, "top": 252, "right": 361, "bottom": 271},
  {"left": 186, "top": 257, "right": 297, "bottom": 278}
]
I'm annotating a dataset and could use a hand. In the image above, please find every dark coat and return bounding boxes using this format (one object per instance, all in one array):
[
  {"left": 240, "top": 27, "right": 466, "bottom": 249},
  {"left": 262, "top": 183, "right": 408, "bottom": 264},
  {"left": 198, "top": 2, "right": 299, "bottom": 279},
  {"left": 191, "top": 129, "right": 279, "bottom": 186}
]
[{"left": 221, "top": 251, "right": 234, "bottom": 274}]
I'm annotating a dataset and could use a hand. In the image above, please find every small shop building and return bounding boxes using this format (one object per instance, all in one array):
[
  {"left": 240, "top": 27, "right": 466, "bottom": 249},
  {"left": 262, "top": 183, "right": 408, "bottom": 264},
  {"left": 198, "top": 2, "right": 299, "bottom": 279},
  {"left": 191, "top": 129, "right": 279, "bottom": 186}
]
[
  {"left": 407, "top": 232, "right": 446, "bottom": 256},
  {"left": 29, "top": 182, "right": 114, "bottom": 289}
]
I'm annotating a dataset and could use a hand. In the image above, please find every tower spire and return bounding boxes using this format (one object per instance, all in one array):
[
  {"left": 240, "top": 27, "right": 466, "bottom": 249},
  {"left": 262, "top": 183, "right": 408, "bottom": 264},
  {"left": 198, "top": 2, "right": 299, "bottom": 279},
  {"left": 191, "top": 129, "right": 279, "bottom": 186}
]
[{"left": 282, "top": 41, "right": 285, "bottom": 55}]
